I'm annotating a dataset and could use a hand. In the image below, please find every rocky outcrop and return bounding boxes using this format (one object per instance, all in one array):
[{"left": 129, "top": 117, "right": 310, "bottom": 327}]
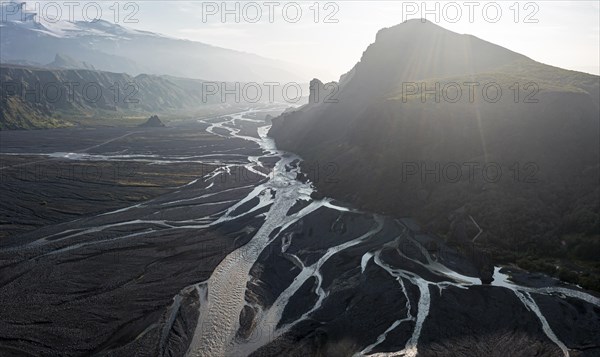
[
  {"left": 139, "top": 115, "right": 165, "bottom": 128},
  {"left": 307, "top": 78, "right": 339, "bottom": 106},
  {"left": 47, "top": 53, "right": 96, "bottom": 70}
]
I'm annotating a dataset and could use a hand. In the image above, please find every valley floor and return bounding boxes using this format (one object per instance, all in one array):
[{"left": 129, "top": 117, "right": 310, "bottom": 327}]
[{"left": 0, "top": 106, "right": 598, "bottom": 357}]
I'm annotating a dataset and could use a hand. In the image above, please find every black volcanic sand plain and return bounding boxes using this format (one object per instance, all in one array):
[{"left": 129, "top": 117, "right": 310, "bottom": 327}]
[
  {"left": 0, "top": 117, "right": 270, "bottom": 356},
  {"left": 0, "top": 124, "right": 262, "bottom": 240},
  {"left": 1, "top": 111, "right": 599, "bottom": 357},
  {"left": 246, "top": 210, "right": 600, "bottom": 357}
]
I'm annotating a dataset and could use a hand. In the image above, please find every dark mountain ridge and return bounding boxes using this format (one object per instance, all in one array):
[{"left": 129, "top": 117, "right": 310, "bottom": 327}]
[{"left": 269, "top": 19, "right": 600, "bottom": 289}]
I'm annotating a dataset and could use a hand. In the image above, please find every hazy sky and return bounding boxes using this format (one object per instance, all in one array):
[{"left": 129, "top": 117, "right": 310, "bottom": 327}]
[{"left": 26, "top": 1, "right": 600, "bottom": 82}]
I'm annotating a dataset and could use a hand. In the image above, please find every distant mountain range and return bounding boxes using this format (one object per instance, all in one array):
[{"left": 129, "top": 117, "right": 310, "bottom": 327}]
[
  {"left": 270, "top": 19, "right": 600, "bottom": 289},
  {"left": 0, "top": 65, "right": 203, "bottom": 129},
  {"left": 0, "top": 64, "right": 310, "bottom": 129},
  {"left": 0, "top": 2, "right": 315, "bottom": 129},
  {"left": 0, "top": 2, "right": 309, "bottom": 82}
]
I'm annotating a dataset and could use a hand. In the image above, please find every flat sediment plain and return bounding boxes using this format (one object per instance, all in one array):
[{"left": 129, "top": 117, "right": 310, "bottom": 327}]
[
  {"left": 0, "top": 114, "right": 270, "bottom": 356},
  {"left": 0, "top": 123, "right": 262, "bottom": 240},
  {"left": 1, "top": 107, "right": 599, "bottom": 357}
]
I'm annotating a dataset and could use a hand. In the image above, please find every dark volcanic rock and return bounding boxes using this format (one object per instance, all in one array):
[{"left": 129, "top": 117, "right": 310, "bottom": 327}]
[{"left": 139, "top": 115, "right": 166, "bottom": 128}]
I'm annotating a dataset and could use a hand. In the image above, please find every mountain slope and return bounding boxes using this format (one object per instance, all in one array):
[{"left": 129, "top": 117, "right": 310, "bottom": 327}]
[
  {"left": 0, "top": 63, "right": 311, "bottom": 130},
  {"left": 0, "top": 65, "right": 213, "bottom": 129},
  {"left": 0, "top": 4, "right": 307, "bottom": 82},
  {"left": 272, "top": 20, "right": 598, "bottom": 152},
  {"left": 269, "top": 20, "right": 600, "bottom": 288}
]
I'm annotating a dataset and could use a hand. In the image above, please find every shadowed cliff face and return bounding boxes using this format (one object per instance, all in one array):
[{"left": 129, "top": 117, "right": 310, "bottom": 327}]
[
  {"left": 269, "top": 19, "right": 600, "bottom": 288},
  {"left": 344, "top": 19, "right": 528, "bottom": 97},
  {"left": 271, "top": 20, "right": 598, "bottom": 151}
]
